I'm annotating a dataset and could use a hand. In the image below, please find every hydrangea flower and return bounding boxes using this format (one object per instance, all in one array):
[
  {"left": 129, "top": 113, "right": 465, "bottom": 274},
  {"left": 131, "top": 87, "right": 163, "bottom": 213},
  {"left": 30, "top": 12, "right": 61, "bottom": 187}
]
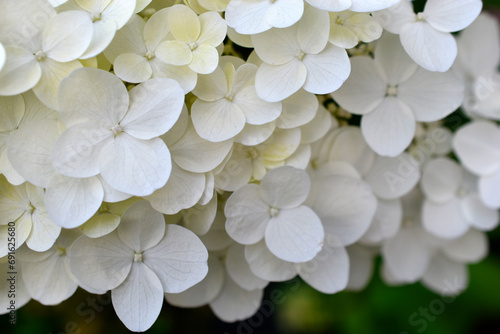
[
  {"left": 51, "top": 67, "right": 184, "bottom": 196},
  {"left": 374, "top": 0, "right": 482, "bottom": 72},
  {"left": 332, "top": 33, "right": 464, "bottom": 156},
  {"left": 225, "top": 166, "right": 324, "bottom": 263},
  {"left": 252, "top": 5, "right": 351, "bottom": 102},
  {"left": 453, "top": 121, "right": 500, "bottom": 209},
  {"left": 328, "top": 11, "right": 383, "bottom": 49},
  {"left": 69, "top": 201, "right": 209, "bottom": 332},
  {"left": 155, "top": 4, "right": 227, "bottom": 75}
]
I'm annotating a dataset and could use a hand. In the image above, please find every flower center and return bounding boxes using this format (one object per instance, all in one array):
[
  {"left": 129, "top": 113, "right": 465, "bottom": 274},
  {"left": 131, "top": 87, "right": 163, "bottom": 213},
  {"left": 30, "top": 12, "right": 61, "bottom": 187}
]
[
  {"left": 35, "top": 50, "right": 46, "bottom": 61},
  {"left": 402, "top": 216, "right": 413, "bottom": 228},
  {"left": 57, "top": 247, "right": 66, "bottom": 256},
  {"left": 456, "top": 186, "right": 467, "bottom": 198},
  {"left": 145, "top": 51, "right": 155, "bottom": 60},
  {"left": 134, "top": 252, "right": 143, "bottom": 262},
  {"left": 188, "top": 42, "right": 198, "bottom": 51},
  {"left": 386, "top": 85, "right": 398, "bottom": 97},
  {"left": 247, "top": 148, "right": 259, "bottom": 160},
  {"left": 92, "top": 12, "right": 102, "bottom": 22},
  {"left": 111, "top": 124, "right": 123, "bottom": 137},
  {"left": 26, "top": 202, "right": 35, "bottom": 214},
  {"left": 295, "top": 50, "right": 306, "bottom": 60},
  {"left": 335, "top": 16, "right": 345, "bottom": 25},
  {"left": 225, "top": 90, "right": 235, "bottom": 101},
  {"left": 269, "top": 207, "right": 279, "bottom": 217},
  {"left": 416, "top": 12, "right": 425, "bottom": 22}
]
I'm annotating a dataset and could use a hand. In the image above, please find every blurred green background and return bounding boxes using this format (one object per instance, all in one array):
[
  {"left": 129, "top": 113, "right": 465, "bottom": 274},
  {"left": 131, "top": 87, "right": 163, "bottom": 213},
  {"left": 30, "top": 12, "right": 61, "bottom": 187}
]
[{"left": 3, "top": 0, "right": 500, "bottom": 333}]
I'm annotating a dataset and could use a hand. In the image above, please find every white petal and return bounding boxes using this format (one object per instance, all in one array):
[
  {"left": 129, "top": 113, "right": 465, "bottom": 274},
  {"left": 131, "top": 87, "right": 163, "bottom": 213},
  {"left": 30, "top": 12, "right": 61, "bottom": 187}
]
[
  {"left": 424, "top": 0, "right": 482, "bottom": 33},
  {"left": 296, "top": 244, "right": 349, "bottom": 294},
  {"left": 146, "top": 162, "right": 205, "bottom": 215},
  {"left": 382, "top": 227, "right": 430, "bottom": 282},
  {"left": 461, "top": 194, "right": 499, "bottom": 231},
  {"left": 165, "top": 257, "right": 224, "bottom": 307},
  {"left": 245, "top": 240, "right": 297, "bottom": 282},
  {"left": 26, "top": 210, "right": 61, "bottom": 252},
  {"left": 118, "top": 201, "right": 165, "bottom": 251},
  {"left": 363, "top": 153, "right": 420, "bottom": 200},
  {"left": 251, "top": 24, "right": 299, "bottom": 65},
  {"left": 51, "top": 123, "right": 110, "bottom": 178},
  {"left": 235, "top": 86, "right": 282, "bottom": 125},
  {"left": 297, "top": 4, "right": 329, "bottom": 54},
  {"left": 80, "top": 19, "right": 117, "bottom": 59},
  {"left": 121, "top": 78, "right": 184, "bottom": 139},
  {"left": 225, "top": 184, "right": 270, "bottom": 245},
  {"left": 192, "top": 66, "right": 228, "bottom": 101},
  {"left": 421, "top": 158, "right": 462, "bottom": 203},
  {"left": 277, "top": 89, "right": 318, "bottom": 129},
  {"left": 7, "top": 119, "right": 60, "bottom": 188},
  {"left": 259, "top": 166, "right": 311, "bottom": 208},
  {"left": 255, "top": 60, "right": 307, "bottom": 102},
  {"left": 168, "top": 4, "right": 200, "bottom": 42},
  {"left": 226, "top": 243, "right": 268, "bottom": 291},
  {"left": 112, "top": 262, "right": 164, "bottom": 332},
  {"left": 265, "top": 0, "right": 304, "bottom": 29},
  {"left": 22, "top": 252, "right": 77, "bottom": 305},
  {"left": 302, "top": 44, "right": 351, "bottom": 95},
  {"left": 113, "top": 53, "right": 152, "bottom": 83},
  {"left": 265, "top": 206, "right": 324, "bottom": 263},
  {"left": 0, "top": 46, "right": 40, "bottom": 96},
  {"left": 234, "top": 121, "right": 275, "bottom": 145},
  {"left": 400, "top": 21, "right": 457, "bottom": 72},
  {"left": 191, "top": 99, "right": 246, "bottom": 142},
  {"left": 209, "top": 272, "right": 264, "bottom": 322},
  {"left": 45, "top": 174, "right": 104, "bottom": 228},
  {"left": 331, "top": 56, "right": 386, "bottom": 115},
  {"left": 308, "top": 175, "right": 377, "bottom": 246},
  {"left": 170, "top": 122, "right": 233, "bottom": 173},
  {"left": 479, "top": 170, "right": 500, "bottom": 209},
  {"left": 143, "top": 8, "right": 170, "bottom": 49},
  {"left": 452, "top": 121, "right": 500, "bottom": 176},
  {"left": 58, "top": 67, "right": 129, "bottom": 126},
  {"left": 156, "top": 40, "right": 193, "bottom": 66},
  {"left": 33, "top": 58, "right": 82, "bottom": 110},
  {"left": 422, "top": 253, "right": 468, "bottom": 296},
  {"left": 189, "top": 44, "right": 220, "bottom": 74},
  {"left": 398, "top": 68, "right": 464, "bottom": 122},
  {"left": 68, "top": 232, "right": 133, "bottom": 291},
  {"left": 197, "top": 11, "right": 227, "bottom": 46},
  {"left": 361, "top": 97, "right": 416, "bottom": 157},
  {"left": 214, "top": 146, "right": 253, "bottom": 192},
  {"left": 442, "top": 229, "right": 488, "bottom": 263},
  {"left": 422, "top": 198, "right": 470, "bottom": 239},
  {"left": 350, "top": 0, "right": 400, "bottom": 12},
  {"left": 346, "top": 244, "right": 375, "bottom": 291},
  {"left": 100, "top": 135, "right": 171, "bottom": 196},
  {"left": 374, "top": 32, "right": 419, "bottom": 85},
  {"left": 199, "top": 211, "right": 234, "bottom": 251},
  {"left": 143, "top": 224, "right": 208, "bottom": 293},
  {"left": 182, "top": 194, "right": 217, "bottom": 235},
  {"left": 0, "top": 42, "right": 5, "bottom": 71},
  {"left": 104, "top": 14, "right": 146, "bottom": 63},
  {"left": 225, "top": 0, "right": 271, "bottom": 34},
  {"left": 361, "top": 198, "right": 402, "bottom": 245},
  {"left": 43, "top": 11, "right": 92, "bottom": 62},
  {"left": 307, "top": 0, "right": 351, "bottom": 11},
  {"left": 371, "top": 0, "right": 415, "bottom": 34}
]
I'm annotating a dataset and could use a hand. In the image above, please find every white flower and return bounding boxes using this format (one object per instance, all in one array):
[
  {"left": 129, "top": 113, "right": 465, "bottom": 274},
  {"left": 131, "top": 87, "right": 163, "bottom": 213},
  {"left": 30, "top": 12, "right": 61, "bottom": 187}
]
[
  {"left": 0, "top": 91, "right": 58, "bottom": 185},
  {"left": 191, "top": 59, "right": 282, "bottom": 142},
  {"left": 453, "top": 121, "right": 500, "bottom": 209},
  {"left": 252, "top": 5, "right": 351, "bottom": 102},
  {"left": 373, "top": 0, "right": 482, "bottom": 72},
  {"left": 17, "top": 229, "right": 81, "bottom": 305},
  {"left": 421, "top": 157, "right": 499, "bottom": 239},
  {"left": 454, "top": 13, "right": 500, "bottom": 119},
  {"left": 225, "top": 0, "right": 304, "bottom": 35},
  {"left": 225, "top": 166, "right": 324, "bottom": 263},
  {"left": 57, "top": 0, "right": 136, "bottom": 59},
  {"left": 332, "top": 33, "right": 464, "bottom": 156},
  {"left": 104, "top": 11, "right": 197, "bottom": 92},
  {"left": 328, "top": 11, "right": 383, "bottom": 49},
  {"left": 68, "top": 201, "right": 209, "bottom": 332},
  {"left": 51, "top": 67, "right": 184, "bottom": 196},
  {"left": 0, "top": 42, "right": 5, "bottom": 71},
  {"left": 155, "top": 4, "right": 226, "bottom": 75},
  {"left": 0, "top": 8, "right": 93, "bottom": 108},
  {"left": 0, "top": 176, "right": 60, "bottom": 256}
]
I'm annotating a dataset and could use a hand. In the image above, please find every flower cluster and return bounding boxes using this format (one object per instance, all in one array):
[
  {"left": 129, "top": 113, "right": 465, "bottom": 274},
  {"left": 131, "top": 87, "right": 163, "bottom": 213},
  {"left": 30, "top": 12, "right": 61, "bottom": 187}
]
[{"left": 0, "top": 0, "right": 498, "bottom": 331}]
